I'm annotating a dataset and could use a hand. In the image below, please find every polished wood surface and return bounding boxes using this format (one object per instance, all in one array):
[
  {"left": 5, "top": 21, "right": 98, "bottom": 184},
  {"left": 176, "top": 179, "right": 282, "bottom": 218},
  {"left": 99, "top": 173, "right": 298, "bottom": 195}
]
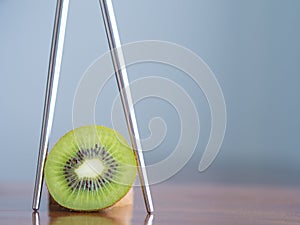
[{"left": 1, "top": 183, "right": 300, "bottom": 224}]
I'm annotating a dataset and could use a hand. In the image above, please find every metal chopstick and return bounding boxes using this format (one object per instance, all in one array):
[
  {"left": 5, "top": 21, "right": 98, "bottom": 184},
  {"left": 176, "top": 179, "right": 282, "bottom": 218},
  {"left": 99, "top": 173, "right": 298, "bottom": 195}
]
[
  {"left": 99, "top": 0, "right": 154, "bottom": 214},
  {"left": 32, "top": 0, "right": 69, "bottom": 210}
]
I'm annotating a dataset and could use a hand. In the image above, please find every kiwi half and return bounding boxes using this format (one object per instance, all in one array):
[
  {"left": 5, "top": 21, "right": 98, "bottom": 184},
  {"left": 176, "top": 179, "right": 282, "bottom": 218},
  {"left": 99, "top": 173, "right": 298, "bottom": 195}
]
[{"left": 45, "top": 125, "right": 137, "bottom": 211}]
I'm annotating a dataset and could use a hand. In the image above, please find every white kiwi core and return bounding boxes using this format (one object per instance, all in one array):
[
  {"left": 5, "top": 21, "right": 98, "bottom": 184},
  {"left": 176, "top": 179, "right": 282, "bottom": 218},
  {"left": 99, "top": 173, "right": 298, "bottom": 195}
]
[{"left": 75, "top": 159, "right": 105, "bottom": 178}]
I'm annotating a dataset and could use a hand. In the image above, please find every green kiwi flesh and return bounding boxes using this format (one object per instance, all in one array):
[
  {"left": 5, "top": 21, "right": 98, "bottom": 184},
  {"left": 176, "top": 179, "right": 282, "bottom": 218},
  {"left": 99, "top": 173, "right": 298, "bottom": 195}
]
[{"left": 45, "top": 125, "right": 137, "bottom": 211}]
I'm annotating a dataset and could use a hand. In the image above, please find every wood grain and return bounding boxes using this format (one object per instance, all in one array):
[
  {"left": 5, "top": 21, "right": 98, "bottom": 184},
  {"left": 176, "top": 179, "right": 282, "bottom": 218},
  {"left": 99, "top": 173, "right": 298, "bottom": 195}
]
[{"left": 1, "top": 183, "right": 300, "bottom": 225}]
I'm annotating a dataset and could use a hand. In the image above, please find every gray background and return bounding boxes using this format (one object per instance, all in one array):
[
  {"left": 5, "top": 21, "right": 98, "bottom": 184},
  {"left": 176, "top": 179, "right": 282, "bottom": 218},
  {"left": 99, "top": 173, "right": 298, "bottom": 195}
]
[{"left": 0, "top": 0, "right": 299, "bottom": 185}]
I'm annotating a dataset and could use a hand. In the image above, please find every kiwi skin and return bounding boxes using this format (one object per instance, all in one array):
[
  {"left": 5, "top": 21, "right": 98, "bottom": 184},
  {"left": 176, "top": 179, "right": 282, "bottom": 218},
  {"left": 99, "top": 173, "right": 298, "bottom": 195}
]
[{"left": 45, "top": 125, "right": 137, "bottom": 212}]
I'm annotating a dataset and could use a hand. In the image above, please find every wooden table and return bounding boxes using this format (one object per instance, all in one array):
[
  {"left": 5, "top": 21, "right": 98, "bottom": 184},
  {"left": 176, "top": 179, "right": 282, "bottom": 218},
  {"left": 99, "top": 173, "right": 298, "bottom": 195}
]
[{"left": 1, "top": 183, "right": 300, "bottom": 224}]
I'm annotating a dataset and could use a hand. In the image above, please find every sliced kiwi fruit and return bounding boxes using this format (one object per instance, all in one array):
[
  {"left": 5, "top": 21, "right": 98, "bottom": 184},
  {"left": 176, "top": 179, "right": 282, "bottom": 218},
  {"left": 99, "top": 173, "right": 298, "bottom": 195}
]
[{"left": 45, "top": 125, "right": 137, "bottom": 211}]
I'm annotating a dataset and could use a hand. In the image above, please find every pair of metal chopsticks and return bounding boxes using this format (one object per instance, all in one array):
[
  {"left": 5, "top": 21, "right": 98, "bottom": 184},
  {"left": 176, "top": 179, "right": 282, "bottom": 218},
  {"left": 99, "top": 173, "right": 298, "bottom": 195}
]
[{"left": 32, "top": 0, "right": 153, "bottom": 214}]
